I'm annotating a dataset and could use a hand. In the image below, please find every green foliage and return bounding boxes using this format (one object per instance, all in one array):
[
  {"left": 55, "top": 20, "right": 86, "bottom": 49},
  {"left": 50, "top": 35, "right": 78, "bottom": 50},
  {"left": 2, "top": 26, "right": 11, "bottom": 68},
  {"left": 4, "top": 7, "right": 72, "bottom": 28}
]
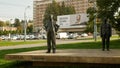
[
  {"left": 96, "top": 0, "right": 120, "bottom": 32},
  {"left": 87, "top": 7, "right": 96, "bottom": 21},
  {"left": 11, "top": 30, "right": 16, "bottom": 34},
  {"left": 4, "top": 21, "right": 10, "bottom": 26},
  {"left": 13, "top": 18, "right": 21, "bottom": 27},
  {"left": 0, "top": 20, "right": 5, "bottom": 27},
  {"left": 27, "top": 20, "right": 33, "bottom": 34},
  {"left": 0, "top": 30, "right": 8, "bottom": 35},
  {"left": 13, "top": 19, "right": 33, "bottom": 34},
  {"left": 13, "top": 18, "right": 23, "bottom": 34},
  {"left": 85, "top": 7, "right": 101, "bottom": 33},
  {"left": 27, "top": 25, "right": 33, "bottom": 34},
  {"left": 0, "top": 40, "right": 46, "bottom": 46},
  {"left": 116, "top": 31, "right": 120, "bottom": 38},
  {"left": 114, "top": 14, "right": 120, "bottom": 31},
  {"left": 59, "top": 2, "right": 76, "bottom": 15},
  {"left": 85, "top": 7, "right": 95, "bottom": 33},
  {"left": 43, "top": 0, "right": 76, "bottom": 26},
  {"left": 86, "top": 0, "right": 120, "bottom": 33},
  {"left": 65, "top": 6, "right": 76, "bottom": 15},
  {"left": 85, "top": 22, "right": 94, "bottom": 33},
  {"left": 43, "top": 0, "right": 60, "bottom": 24},
  {"left": 0, "top": 30, "right": 3, "bottom": 35},
  {"left": 0, "top": 19, "right": 33, "bottom": 35},
  {"left": 3, "top": 30, "right": 9, "bottom": 35},
  {"left": 28, "top": 20, "right": 33, "bottom": 23}
]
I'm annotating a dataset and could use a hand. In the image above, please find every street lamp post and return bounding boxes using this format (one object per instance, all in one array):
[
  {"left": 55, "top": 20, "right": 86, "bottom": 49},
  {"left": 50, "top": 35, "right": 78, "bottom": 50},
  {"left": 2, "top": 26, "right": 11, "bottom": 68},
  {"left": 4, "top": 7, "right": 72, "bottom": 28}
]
[
  {"left": 88, "top": 0, "right": 97, "bottom": 42},
  {"left": 9, "top": 19, "right": 12, "bottom": 41},
  {"left": 24, "top": 6, "right": 30, "bottom": 42}
]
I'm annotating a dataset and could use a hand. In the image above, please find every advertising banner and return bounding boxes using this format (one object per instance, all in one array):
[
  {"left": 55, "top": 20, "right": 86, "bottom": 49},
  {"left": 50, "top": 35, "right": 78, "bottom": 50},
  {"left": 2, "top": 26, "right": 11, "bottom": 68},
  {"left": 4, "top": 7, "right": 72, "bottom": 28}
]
[{"left": 57, "top": 13, "right": 88, "bottom": 28}]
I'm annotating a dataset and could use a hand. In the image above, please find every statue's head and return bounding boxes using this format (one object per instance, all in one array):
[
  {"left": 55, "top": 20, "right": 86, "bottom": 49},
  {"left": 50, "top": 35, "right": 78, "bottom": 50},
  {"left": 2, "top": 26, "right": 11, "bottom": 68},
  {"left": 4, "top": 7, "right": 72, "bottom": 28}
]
[
  {"left": 51, "top": 14, "right": 53, "bottom": 19},
  {"left": 103, "top": 17, "right": 108, "bottom": 24}
]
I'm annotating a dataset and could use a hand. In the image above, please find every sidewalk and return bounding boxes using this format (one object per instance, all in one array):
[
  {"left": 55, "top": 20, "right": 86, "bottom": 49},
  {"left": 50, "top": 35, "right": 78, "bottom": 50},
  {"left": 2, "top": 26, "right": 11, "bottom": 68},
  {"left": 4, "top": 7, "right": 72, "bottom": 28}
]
[{"left": 0, "top": 39, "right": 93, "bottom": 50}]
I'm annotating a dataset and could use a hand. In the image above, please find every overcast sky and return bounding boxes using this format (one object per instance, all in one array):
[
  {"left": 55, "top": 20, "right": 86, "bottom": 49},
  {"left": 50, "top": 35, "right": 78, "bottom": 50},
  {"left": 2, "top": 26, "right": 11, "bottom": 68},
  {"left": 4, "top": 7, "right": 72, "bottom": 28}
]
[{"left": 0, "top": 0, "right": 33, "bottom": 21}]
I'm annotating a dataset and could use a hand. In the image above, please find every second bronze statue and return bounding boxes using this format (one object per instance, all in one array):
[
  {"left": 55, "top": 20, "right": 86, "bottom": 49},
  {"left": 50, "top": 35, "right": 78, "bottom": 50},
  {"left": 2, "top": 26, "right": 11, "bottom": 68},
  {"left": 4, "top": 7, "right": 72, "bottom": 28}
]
[{"left": 100, "top": 17, "right": 112, "bottom": 51}]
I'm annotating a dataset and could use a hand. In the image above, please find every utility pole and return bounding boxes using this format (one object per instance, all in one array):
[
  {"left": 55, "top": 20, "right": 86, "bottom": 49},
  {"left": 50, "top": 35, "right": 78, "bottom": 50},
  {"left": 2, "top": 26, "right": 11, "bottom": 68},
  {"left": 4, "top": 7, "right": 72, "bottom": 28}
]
[{"left": 88, "top": 0, "right": 97, "bottom": 42}]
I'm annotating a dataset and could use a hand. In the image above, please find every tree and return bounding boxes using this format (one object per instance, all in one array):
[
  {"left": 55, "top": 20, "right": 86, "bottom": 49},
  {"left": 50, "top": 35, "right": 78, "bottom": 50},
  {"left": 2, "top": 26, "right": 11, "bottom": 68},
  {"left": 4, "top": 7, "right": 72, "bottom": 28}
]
[
  {"left": 3, "top": 30, "right": 9, "bottom": 35},
  {"left": 14, "top": 18, "right": 21, "bottom": 27},
  {"left": 11, "top": 30, "right": 16, "bottom": 34},
  {"left": 43, "top": 0, "right": 76, "bottom": 26},
  {"left": 96, "top": 0, "right": 120, "bottom": 32},
  {"left": 27, "top": 25, "right": 33, "bottom": 34},
  {"left": 59, "top": 1, "right": 76, "bottom": 15},
  {"left": 27, "top": 20, "right": 33, "bottom": 34},
  {"left": 13, "top": 18, "right": 23, "bottom": 34},
  {"left": 85, "top": 6, "right": 101, "bottom": 33},
  {"left": 0, "top": 20, "right": 5, "bottom": 27},
  {"left": 28, "top": 20, "right": 33, "bottom": 23},
  {"left": 65, "top": 6, "right": 76, "bottom": 15},
  {"left": 5, "top": 21, "right": 10, "bottom": 26},
  {"left": 0, "top": 30, "right": 3, "bottom": 36},
  {"left": 86, "top": 0, "right": 120, "bottom": 35},
  {"left": 59, "top": 2, "right": 66, "bottom": 15},
  {"left": 85, "top": 7, "right": 95, "bottom": 33}
]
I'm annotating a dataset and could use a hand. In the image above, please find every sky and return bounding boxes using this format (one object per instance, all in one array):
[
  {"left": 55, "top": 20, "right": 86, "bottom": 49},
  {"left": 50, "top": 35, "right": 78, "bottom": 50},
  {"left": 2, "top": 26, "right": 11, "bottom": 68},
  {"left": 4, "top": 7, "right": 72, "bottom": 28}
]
[{"left": 0, "top": 0, "right": 33, "bottom": 21}]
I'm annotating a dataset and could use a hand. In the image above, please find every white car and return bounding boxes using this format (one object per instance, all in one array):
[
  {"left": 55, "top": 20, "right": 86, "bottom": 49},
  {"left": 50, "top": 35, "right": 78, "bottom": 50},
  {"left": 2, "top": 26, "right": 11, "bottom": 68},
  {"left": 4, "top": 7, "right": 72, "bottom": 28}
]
[
  {"left": 57, "top": 32, "right": 68, "bottom": 39},
  {"left": 40, "top": 34, "right": 47, "bottom": 39},
  {"left": 81, "top": 33, "right": 88, "bottom": 37},
  {"left": 68, "top": 34, "right": 78, "bottom": 39},
  {"left": 11, "top": 36, "right": 18, "bottom": 40}
]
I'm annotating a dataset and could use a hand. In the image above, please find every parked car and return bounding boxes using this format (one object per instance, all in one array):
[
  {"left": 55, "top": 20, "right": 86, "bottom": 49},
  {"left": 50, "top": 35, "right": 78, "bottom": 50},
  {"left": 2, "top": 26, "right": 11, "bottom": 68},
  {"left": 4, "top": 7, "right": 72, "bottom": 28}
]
[
  {"left": 57, "top": 32, "right": 68, "bottom": 39},
  {"left": 39, "top": 34, "right": 47, "bottom": 39},
  {"left": 0, "top": 36, "right": 5, "bottom": 40},
  {"left": 29, "top": 35, "right": 35, "bottom": 40},
  {"left": 4, "top": 36, "right": 9, "bottom": 40},
  {"left": 81, "top": 33, "right": 88, "bottom": 37},
  {"left": 11, "top": 36, "right": 18, "bottom": 40}
]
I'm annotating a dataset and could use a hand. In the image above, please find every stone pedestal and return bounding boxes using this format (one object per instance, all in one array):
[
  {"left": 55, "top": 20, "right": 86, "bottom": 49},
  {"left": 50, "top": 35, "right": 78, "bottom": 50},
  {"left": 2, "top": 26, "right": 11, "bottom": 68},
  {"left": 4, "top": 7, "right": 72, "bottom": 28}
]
[{"left": 5, "top": 49, "right": 120, "bottom": 66}]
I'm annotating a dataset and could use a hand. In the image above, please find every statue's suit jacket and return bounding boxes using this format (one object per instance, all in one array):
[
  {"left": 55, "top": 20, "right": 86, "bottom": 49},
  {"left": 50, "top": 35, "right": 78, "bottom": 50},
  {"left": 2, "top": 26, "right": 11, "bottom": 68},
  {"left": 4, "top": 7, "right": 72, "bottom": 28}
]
[{"left": 100, "top": 22, "right": 112, "bottom": 38}]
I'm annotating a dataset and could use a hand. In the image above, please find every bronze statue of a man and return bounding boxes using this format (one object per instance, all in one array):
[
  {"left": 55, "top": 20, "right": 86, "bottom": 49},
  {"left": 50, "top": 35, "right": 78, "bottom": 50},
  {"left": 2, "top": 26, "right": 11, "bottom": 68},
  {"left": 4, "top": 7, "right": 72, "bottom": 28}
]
[
  {"left": 100, "top": 18, "right": 112, "bottom": 51},
  {"left": 45, "top": 15, "right": 59, "bottom": 53}
]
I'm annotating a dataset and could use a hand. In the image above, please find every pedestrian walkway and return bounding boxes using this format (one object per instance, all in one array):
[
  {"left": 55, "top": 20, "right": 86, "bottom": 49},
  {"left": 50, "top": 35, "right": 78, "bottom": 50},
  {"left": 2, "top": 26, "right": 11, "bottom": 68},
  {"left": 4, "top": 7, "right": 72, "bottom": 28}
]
[{"left": 0, "top": 39, "right": 94, "bottom": 50}]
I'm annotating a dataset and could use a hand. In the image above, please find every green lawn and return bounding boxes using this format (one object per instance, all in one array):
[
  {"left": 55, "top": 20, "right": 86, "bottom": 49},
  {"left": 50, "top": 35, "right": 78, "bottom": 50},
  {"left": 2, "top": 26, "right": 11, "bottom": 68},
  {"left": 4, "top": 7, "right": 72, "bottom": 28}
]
[
  {"left": 0, "top": 40, "right": 46, "bottom": 46},
  {"left": 0, "top": 38, "right": 120, "bottom": 68},
  {"left": 57, "top": 39, "right": 120, "bottom": 49},
  {"left": 0, "top": 35, "right": 118, "bottom": 47}
]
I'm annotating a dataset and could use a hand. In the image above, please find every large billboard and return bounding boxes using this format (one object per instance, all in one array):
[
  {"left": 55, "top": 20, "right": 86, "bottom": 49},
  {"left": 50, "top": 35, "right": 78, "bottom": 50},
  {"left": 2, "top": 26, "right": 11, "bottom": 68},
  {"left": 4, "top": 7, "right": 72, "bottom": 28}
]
[{"left": 57, "top": 13, "right": 89, "bottom": 28}]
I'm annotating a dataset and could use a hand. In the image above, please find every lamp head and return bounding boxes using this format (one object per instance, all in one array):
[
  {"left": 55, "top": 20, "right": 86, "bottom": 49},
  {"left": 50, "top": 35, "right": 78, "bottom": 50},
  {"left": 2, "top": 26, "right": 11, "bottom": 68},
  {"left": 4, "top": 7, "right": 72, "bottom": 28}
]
[
  {"left": 51, "top": 14, "right": 53, "bottom": 19},
  {"left": 88, "top": 0, "right": 96, "bottom": 3},
  {"left": 27, "top": 6, "right": 30, "bottom": 8}
]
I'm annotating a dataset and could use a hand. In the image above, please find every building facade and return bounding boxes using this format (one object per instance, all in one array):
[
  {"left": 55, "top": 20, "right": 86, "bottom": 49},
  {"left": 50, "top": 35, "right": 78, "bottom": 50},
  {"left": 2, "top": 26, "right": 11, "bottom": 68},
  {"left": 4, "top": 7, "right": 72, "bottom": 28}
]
[
  {"left": 33, "top": 0, "right": 91, "bottom": 32},
  {"left": 0, "top": 27, "right": 17, "bottom": 31}
]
